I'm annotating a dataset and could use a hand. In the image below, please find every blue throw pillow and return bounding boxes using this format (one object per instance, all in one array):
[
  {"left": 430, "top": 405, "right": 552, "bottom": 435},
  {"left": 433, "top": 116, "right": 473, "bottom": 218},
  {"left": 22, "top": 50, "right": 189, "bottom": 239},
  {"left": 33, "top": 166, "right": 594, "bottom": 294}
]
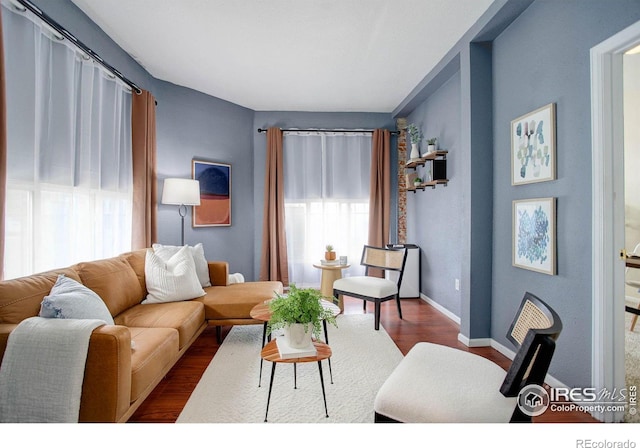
[{"left": 39, "top": 275, "right": 115, "bottom": 325}]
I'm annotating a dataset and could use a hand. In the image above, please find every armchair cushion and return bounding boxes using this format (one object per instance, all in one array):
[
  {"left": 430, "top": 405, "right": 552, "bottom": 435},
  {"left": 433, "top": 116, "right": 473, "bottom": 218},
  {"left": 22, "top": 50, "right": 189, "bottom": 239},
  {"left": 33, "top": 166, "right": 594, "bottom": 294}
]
[
  {"left": 374, "top": 342, "right": 516, "bottom": 423},
  {"left": 333, "top": 276, "right": 397, "bottom": 299}
]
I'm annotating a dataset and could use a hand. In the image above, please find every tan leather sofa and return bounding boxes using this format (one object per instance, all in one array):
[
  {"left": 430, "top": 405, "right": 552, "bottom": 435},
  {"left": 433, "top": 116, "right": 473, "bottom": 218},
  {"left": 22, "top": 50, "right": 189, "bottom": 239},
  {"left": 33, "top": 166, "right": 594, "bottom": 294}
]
[{"left": 0, "top": 249, "right": 282, "bottom": 422}]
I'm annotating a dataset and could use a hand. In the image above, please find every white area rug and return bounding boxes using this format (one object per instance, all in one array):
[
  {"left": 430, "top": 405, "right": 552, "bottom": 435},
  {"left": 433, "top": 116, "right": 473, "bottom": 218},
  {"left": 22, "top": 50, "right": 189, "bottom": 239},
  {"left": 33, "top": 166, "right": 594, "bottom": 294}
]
[
  {"left": 177, "top": 314, "right": 404, "bottom": 423},
  {"left": 625, "top": 312, "right": 640, "bottom": 423}
]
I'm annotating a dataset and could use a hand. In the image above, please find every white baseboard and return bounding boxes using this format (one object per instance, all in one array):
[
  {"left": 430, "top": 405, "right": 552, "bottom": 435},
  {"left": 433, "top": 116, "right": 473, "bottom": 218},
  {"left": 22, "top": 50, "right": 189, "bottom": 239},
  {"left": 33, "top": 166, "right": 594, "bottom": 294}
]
[
  {"left": 419, "top": 293, "right": 460, "bottom": 324},
  {"left": 458, "top": 334, "right": 491, "bottom": 347},
  {"left": 421, "top": 294, "right": 567, "bottom": 389}
]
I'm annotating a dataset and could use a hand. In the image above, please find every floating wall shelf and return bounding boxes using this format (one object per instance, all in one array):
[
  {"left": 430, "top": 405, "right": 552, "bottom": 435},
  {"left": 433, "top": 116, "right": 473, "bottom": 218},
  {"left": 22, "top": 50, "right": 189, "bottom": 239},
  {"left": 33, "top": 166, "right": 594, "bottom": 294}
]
[{"left": 405, "top": 150, "right": 449, "bottom": 192}]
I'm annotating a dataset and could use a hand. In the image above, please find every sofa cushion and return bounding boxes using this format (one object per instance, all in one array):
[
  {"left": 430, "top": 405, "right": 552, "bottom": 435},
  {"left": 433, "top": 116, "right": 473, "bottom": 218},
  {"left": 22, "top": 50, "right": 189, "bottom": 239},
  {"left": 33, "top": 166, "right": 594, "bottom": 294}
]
[
  {"left": 196, "top": 281, "right": 282, "bottom": 321},
  {"left": 74, "top": 257, "right": 144, "bottom": 318},
  {"left": 143, "top": 247, "right": 205, "bottom": 304},
  {"left": 39, "top": 275, "right": 115, "bottom": 325},
  {"left": 119, "top": 249, "right": 148, "bottom": 295},
  {"left": 0, "top": 268, "right": 82, "bottom": 324},
  {"left": 127, "top": 327, "right": 179, "bottom": 403},
  {"left": 152, "top": 243, "right": 211, "bottom": 287},
  {"left": 114, "top": 301, "right": 205, "bottom": 350}
]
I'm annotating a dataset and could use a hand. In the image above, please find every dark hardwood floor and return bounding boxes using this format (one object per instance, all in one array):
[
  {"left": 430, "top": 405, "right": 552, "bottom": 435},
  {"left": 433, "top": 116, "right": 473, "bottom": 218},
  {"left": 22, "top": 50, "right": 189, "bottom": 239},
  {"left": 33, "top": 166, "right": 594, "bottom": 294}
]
[{"left": 128, "top": 296, "right": 599, "bottom": 424}]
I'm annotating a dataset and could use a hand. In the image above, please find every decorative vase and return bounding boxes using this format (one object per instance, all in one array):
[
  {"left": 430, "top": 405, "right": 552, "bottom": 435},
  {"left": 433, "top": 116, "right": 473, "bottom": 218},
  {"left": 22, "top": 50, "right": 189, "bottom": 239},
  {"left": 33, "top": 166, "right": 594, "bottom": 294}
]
[
  {"left": 410, "top": 143, "right": 420, "bottom": 160},
  {"left": 284, "top": 322, "right": 313, "bottom": 349}
]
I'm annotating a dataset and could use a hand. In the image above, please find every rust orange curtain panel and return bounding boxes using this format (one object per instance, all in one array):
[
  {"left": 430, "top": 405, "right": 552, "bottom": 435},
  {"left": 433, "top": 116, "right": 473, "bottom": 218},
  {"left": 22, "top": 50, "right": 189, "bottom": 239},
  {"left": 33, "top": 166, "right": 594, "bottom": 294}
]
[
  {"left": 368, "top": 129, "right": 391, "bottom": 277},
  {"left": 0, "top": 6, "right": 6, "bottom": 280},
  {"left": 260, "top": 127, "right": 289, "bottom": 285},
  {"left": 132, "top": 90, "right": 158, "bottom": 249}
]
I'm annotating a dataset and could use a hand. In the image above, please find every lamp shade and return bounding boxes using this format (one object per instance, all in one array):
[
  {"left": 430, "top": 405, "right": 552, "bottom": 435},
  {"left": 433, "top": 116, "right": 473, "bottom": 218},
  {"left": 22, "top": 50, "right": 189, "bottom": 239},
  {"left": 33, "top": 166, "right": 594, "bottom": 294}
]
[{"left": 161, "top": 178, "right": 201, "bottom": 206}]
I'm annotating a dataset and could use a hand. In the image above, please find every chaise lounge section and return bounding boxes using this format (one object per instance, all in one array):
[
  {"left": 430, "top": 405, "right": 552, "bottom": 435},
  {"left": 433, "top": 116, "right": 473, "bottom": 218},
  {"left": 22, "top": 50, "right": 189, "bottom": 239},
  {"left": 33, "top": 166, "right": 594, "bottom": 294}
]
[{"left": 0, "top": 248, "right": 282, "bottom": 423}]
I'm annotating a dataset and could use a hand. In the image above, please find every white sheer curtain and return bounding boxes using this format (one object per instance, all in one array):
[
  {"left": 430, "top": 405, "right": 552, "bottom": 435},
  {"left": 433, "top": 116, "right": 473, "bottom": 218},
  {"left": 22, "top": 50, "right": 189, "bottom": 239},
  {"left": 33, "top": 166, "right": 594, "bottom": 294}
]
[
  {"left": 283, "top": 132, "right": 371, "bottom": 287},
  {"left": 2, "top": 3, "right": 132, "bottom": 279}
]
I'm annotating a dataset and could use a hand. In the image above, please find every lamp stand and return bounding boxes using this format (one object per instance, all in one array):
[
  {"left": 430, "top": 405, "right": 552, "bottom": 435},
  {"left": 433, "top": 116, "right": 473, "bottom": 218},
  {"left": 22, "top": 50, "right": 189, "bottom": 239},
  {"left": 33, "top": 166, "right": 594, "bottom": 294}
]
[{"left": 178, "top": 204, "right": 187, "bottom": 246}]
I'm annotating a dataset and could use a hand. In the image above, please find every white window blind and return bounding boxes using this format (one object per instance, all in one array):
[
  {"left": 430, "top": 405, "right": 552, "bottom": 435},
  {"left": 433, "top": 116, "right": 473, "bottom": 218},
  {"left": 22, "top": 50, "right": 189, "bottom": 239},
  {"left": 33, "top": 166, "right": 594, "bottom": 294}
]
[
  {"left": 283, "top": 132, "right": 371, "bottom": 287},
  {"left": 2, "top": 2, "right": 132, "bottom": 279}
]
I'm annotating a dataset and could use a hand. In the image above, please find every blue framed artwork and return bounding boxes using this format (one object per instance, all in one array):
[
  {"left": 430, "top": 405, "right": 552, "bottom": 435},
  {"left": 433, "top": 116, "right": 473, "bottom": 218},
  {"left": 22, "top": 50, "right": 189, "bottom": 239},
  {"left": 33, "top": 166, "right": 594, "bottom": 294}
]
[
  {"left": 511, "top": 103, "right": 556, "bottom": 185},
  {"left": 192, "top": 160, "right": 231, "bottom": 227},
  {"left": 513, "top": 197, "right": 556, "bottom": 275}
]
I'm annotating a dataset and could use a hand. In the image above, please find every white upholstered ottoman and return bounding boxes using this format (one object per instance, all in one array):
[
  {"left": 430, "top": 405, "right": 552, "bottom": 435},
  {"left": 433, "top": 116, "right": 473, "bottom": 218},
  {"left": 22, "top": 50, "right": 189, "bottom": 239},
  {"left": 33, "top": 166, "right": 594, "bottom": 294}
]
[{"left": 373, "top": 342, "right": 517, "bottom": 423}]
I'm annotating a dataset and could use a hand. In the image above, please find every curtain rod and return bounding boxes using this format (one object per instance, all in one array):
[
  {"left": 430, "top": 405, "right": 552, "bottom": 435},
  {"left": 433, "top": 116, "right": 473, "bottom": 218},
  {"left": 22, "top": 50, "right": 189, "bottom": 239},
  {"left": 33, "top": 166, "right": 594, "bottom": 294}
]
[
  {"left": 10, "top": 0, "right": 142, "bottom": 95},
  {"left": 257, "top": 128, "right": 399, "bottom": 135}
]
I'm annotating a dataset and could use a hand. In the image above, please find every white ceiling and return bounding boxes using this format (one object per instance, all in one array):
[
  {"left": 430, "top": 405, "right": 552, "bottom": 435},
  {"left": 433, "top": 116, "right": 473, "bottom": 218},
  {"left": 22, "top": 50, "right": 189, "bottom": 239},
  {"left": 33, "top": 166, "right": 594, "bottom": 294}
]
[{"left": 70, "top": 0, "right": 495, "bottom": 113}]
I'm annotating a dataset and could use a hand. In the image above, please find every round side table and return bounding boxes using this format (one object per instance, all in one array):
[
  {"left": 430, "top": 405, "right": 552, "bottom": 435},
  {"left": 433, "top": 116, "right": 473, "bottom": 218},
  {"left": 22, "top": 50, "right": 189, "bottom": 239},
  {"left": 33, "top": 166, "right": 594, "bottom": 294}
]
[
  {"left": 312, "top": 263, "right": 350, "bottom": 312},
  {"left": 261, "top": 339, "right": 332, "bottom": 422}
]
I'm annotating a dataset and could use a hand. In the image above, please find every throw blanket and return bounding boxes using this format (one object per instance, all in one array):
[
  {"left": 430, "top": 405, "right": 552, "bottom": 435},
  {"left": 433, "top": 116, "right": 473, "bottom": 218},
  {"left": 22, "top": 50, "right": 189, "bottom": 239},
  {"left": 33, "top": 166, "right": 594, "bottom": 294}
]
[{"left": 0, "top": 317, "right": 105, "bottom": 423}]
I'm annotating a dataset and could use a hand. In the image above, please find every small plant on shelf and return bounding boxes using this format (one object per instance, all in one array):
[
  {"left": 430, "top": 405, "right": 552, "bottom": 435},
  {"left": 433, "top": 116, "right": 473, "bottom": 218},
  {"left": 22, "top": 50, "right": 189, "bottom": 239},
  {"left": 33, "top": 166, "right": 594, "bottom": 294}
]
[
  {"left": 407, "top": 123, "right": 423, "bottom": 144},
  {"left": 413, "top": 177, "right": 423, "bottom": 187},
  {"left": 426, "top": 137, "right": 438, "bottom": 153}
]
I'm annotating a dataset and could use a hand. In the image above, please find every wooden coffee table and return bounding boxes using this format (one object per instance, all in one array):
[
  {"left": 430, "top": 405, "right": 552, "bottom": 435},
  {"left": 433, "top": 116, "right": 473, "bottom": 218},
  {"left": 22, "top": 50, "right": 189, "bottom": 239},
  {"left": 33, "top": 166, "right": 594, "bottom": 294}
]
[
  {"left": 261, "top": 339, "right": 332, "bottom": 422},
  {"left": 250, "top": 299, "right": 339, "bottom": 386}
]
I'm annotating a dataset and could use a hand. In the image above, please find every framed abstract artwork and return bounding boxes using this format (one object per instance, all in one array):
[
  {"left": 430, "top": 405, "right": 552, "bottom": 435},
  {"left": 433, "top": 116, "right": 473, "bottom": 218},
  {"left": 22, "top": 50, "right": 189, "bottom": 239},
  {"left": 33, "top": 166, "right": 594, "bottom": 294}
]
[
  {"left": 192, "top": 160, "right": 231, "bottom": 227},
  {"left": 511, "top": 103, "right": 556, "bottom": 185},
  {"left": 513, "top": 197, "right": 556, "bottom": 275}
]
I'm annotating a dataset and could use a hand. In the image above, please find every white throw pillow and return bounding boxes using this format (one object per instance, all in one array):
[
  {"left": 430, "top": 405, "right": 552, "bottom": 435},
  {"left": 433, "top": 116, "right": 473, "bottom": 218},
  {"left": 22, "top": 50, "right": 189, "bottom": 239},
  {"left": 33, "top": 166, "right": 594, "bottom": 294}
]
[
  {"left": 228, "top": 273, "right": 245, "bottom": 284},
  {"left": 152, "top": 243, "right": 211, "bottom": 287},
  {"left": 39, "top": 275, "right": 115, "bottom": 325},
  {"left": 143, "top": 246, "right": 206, "bottom": 304}
]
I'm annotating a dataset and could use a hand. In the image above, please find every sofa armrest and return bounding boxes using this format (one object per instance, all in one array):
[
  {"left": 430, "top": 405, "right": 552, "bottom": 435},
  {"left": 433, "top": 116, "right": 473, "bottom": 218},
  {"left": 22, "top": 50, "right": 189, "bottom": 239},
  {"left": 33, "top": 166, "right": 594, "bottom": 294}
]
[
  {"left": 79, "top": 325, "right": 132, "bottom": 422},
  {"left": 208, "top": 261, "right": 229, "bottom": 286},
  {"left": 1, "top": 323, "right": 132, "bottom": 423}
]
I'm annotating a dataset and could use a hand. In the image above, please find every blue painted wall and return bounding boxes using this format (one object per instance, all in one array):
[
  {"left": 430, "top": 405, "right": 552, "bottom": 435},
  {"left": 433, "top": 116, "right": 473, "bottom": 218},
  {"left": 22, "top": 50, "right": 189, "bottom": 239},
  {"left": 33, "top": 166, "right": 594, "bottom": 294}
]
[
  {"left": 491, "top": 0, "right": 640, "bottom": 388},
  {"left": 154, "top": 80, "right": 255, "bottom": 276},
  {"left": 405, "top": 72, "right": 463, "bottom": 317},
  {"left": 399, "top": 0, "right": 640, "bottom": 388}
]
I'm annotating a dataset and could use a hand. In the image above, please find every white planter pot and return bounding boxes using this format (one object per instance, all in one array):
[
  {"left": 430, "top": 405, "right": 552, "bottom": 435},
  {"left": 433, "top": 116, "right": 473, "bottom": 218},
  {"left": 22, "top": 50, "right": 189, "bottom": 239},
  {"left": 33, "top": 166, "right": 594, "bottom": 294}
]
[
  {"left": 284, "top": 322, "right": 313, "bottom": 348},
  {"left": 410, "top": 143, "right": 420, "bottom": 159},
  {"left": 428, "top": 144, "right": 436, "bottom": 153}
]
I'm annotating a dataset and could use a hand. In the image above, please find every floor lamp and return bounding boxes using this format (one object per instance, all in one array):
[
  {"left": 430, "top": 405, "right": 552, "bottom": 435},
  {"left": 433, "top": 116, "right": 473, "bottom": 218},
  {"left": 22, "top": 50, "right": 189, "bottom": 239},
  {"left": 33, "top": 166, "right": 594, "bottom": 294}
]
[{"left": 161, "top": 178, "right": 201, "bottom": 246}]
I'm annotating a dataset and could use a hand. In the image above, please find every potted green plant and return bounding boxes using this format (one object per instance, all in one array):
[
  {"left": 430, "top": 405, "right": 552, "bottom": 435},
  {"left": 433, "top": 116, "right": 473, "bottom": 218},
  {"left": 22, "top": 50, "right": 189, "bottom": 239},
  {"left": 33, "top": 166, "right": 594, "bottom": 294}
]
[
  {"left": 406, "top": 123, "right": 423, "bottom": 160},
  {"left": 267, "top": 284, "right": 338, "bottom": 348},
  {"left": 325, "top": 244, "right": 336, "bottom": 261},
  {"left": 413, "top": 177, "right": 423, "bottom": 187},
  {"left": 426, "top": 137, "right": 438, "bottom": 153}
]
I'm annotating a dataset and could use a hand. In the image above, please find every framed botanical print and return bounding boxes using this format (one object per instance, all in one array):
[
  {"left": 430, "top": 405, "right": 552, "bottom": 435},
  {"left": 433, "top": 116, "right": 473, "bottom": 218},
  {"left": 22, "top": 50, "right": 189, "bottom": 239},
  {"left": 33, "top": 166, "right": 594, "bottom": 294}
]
[
  {"left": 192, "top": 160, "right": 231, "bottom": 227},
  {"left": 513, "top": 197, "right": 556, "bottom": 275},
  {"left": 511, "top": 103, "right": 556, "bottom": 185}
]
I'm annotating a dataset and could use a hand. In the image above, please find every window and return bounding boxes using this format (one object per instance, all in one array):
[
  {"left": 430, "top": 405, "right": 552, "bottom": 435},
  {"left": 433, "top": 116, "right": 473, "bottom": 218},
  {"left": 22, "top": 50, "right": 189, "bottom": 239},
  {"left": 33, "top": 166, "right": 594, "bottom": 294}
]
[
  {"left": 2, "top": 4, "right": 132, "bottom": 279},
  {"left": 283, "top": 132, "right": 371, "bottom": 287}
]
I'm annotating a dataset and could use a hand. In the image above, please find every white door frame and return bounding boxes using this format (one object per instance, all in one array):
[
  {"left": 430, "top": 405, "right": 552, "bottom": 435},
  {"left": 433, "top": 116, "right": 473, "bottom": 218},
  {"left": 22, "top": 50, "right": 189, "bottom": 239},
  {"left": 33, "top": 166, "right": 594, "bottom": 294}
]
[{"left": 591, "top": 20, "right": 640, "bottom": 423}]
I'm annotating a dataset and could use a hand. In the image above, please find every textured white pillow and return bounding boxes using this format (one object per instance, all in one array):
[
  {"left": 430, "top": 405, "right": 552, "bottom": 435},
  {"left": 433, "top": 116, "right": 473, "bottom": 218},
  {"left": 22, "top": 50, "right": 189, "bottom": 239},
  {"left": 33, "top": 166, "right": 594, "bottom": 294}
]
[
  {"left": 152, "top": 243, "right": 211, "bottom": 287},
  {"left": 143, "top": 246, "right": 206, "bottom": 304},
  {"left": 39, "top": 275, "right": 114, "bottom": 325}
]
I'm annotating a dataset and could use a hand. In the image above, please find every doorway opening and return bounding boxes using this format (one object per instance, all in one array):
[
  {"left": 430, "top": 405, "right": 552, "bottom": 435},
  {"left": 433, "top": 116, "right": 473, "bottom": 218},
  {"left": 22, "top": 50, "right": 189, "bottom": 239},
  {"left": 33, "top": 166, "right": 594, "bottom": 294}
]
[{"left": 590, "top": 19, "right": 640, "bottom": 423}]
